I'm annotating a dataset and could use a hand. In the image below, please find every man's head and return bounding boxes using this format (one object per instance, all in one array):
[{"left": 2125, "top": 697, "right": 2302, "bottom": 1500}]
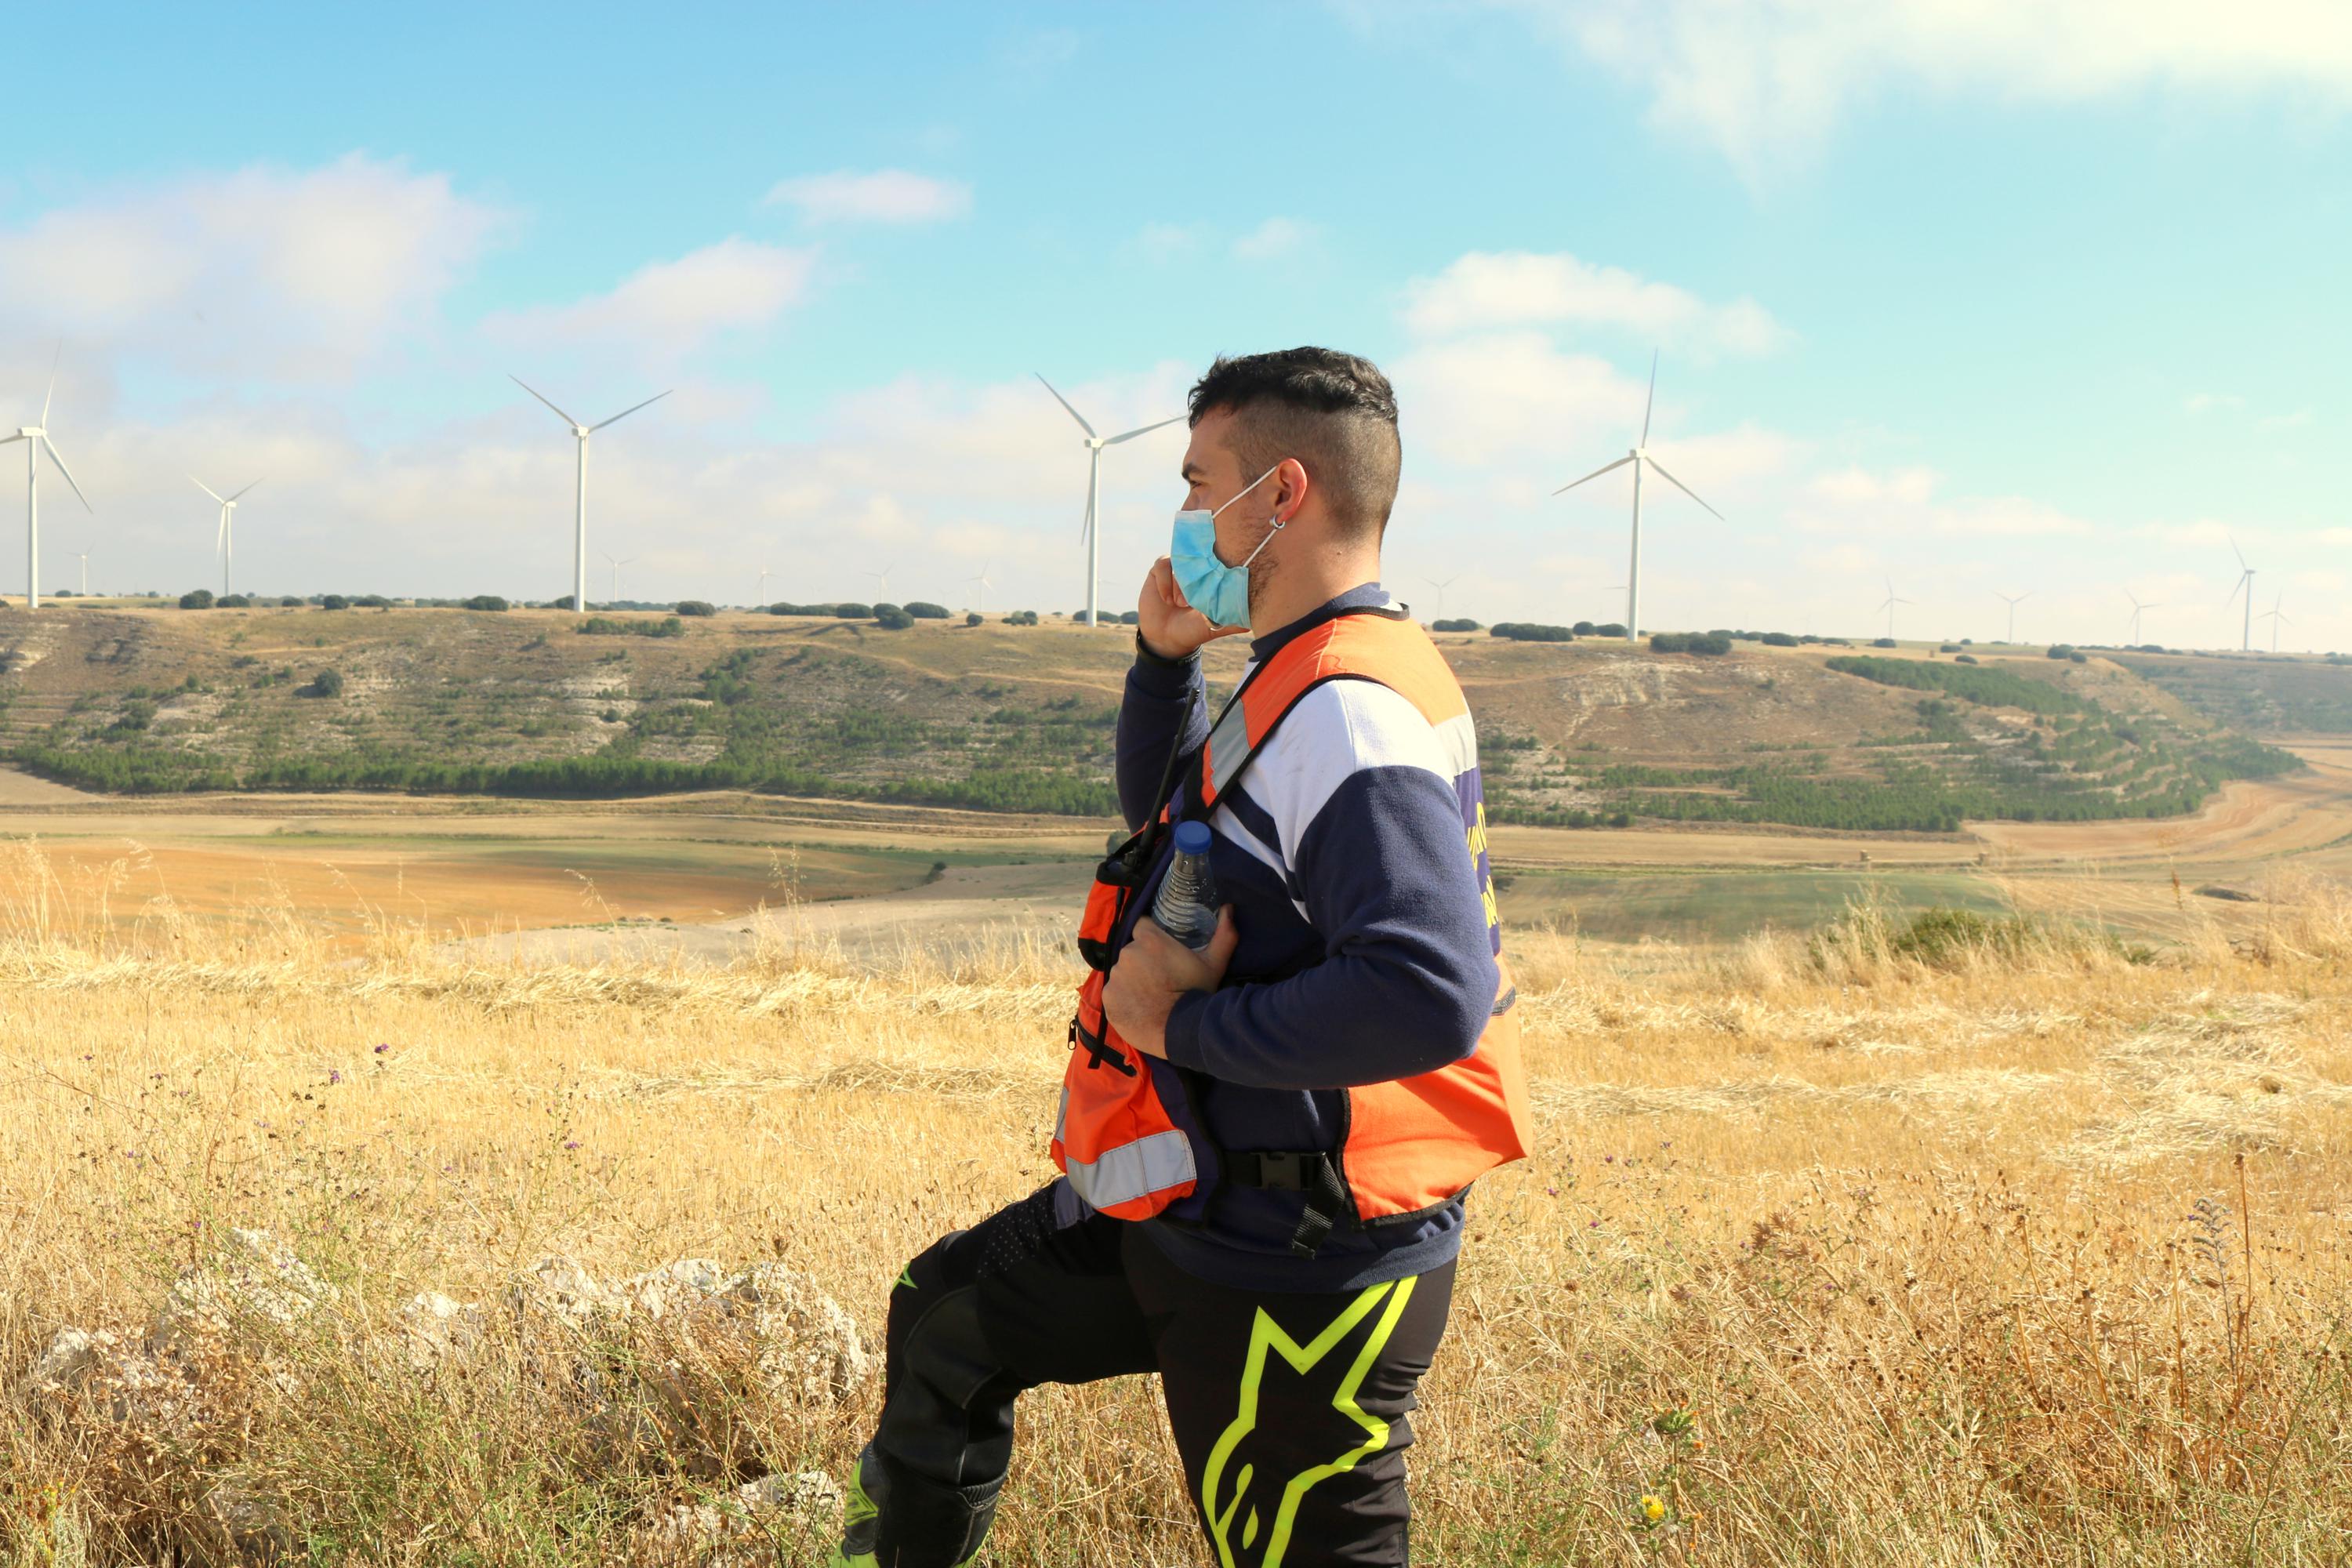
[{"left": 1178, "top": 349, "right": 1402, "bottom": 618}]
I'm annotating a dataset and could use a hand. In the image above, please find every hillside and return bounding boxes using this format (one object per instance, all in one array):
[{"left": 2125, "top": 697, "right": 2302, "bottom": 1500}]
[
  {"left": 2108, "top": 649, "right": 2352, "bottom": 735},
  {"left": 0, "top": 604, "right": 2302, "bottom": 833}
]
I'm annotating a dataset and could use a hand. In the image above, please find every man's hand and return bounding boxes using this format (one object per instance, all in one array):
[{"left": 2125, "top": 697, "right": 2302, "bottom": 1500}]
[
  {"left": 1102, "top": 908, "right": 1237, "bottom": 1060},
  {"left": 1138, "top": 556, "right": 1249, "bottom": 661}
]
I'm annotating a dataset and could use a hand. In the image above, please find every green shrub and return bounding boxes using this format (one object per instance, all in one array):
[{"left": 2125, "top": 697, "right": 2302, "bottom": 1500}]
[
  {"left": 1650, "top": 631, "right": 1732, "bottom": 655},
  {"left": 307, "top": 669, "right": 345, "bottom": 698},
  {"left": 1759, "top": 631, "right": 1799, "bottom": 647},
  {"left": 320, "top": 594, "right": 349, "bottom": 610},
  {"left": 1006, "top": 610, "right": 1040, "bottom": 626},
  {"left": 1431, "top": 618, "right": 1481, "bottom": 632},
  {"left": 462, "top": 594, "right": 510, "bottom": 612},
  {"left": 1872, "top": 637, "right": 1898, "bottom": 648},
  {"left": 179, "top": 589, "right": 214, "bottom": 610},
  {"left": 675, "top": 600, "right": 717, "bottom": 617},
  {"left": 1491, "top": 622, "right": 1575, "bottom": 643},
  {"left": 874, "top": 607, "right": 916, "bottom": 630},
  {"left": 965, "top": 612, "right": 983, "bottom": 627},
  {"left": 906, "top": 601, "right": 951, "bottom": 619},
  {"left": 834, "top": 602, "right": 873, "bottom": 619}
]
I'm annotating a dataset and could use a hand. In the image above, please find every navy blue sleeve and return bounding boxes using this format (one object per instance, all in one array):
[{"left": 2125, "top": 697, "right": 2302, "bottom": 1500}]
[
  {"left": 1160, "top": 766, "right": 1499, "bottom": 1091},
  {"left": 1116, "top": 647, "right": 1208, "bottom": 831}
]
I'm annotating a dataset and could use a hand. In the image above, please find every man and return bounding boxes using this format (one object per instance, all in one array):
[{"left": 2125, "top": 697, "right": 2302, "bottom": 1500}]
[{"left": 834, "top": 347, "right": 1528, "bottom": 1567}]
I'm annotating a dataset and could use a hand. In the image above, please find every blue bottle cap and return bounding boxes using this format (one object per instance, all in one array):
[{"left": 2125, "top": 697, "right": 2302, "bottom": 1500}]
[{"left": 1172, "top": 819, "right": 1212, "bottom": 855}]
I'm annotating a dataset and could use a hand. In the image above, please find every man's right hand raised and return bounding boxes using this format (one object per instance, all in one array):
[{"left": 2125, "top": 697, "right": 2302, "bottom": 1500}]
[{"left": 1138, "top": 556, "right": 1247, "bottom": 661}]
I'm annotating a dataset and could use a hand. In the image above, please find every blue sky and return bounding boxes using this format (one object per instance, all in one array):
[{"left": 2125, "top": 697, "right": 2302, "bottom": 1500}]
[{"left": 3, "top": 2, "right": 2345, "bottom": 649}]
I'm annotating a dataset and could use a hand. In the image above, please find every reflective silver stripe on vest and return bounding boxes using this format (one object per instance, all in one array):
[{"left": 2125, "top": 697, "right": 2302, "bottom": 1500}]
[
  {"left": 1062, "top": 1128, "right": 1198, "bottom": 1211},
  {"left": 1206, "top": 702, "right": 1253, "bottom": 800}
]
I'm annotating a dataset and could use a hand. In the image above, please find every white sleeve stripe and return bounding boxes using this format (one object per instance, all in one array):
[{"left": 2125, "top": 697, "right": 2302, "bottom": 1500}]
[{"left": 1236, "top": 681, "right": 1469, "bottom": 872}]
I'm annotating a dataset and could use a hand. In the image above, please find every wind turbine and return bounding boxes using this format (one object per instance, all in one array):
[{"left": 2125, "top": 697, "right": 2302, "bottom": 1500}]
[
  {"left": 1552, "top": 350, "right": 1723, "bottom": 642},
  {"left": 755, "top": 563, "right": 772, "bottom": 608},
  {"left": 74, "top": 550, "right": 89, "bottom": 597},
  {"left": 1878, "top": 579, "right": 1915, "bottom": 641},
  {"left": 2, "top": 357, "right": 91, "bottom": 610},
  {"left": 967, "top": 561, "right": 993, "bottom": 614},
  {"left": 2223, "top": 538, "right": 2258, "bottom": 653},
  {"left": 1995, "top": 590, "right": 2031, "bottom": 644},
  {"left": 191, "top": 478, "right": 260, "bottom": 598},
  {"left": 1036, "top": 374, "right": 1184, "bottom": 628},
  {"left": 2258, "top": 590, "right": 2291, "bottom": 654},
  {"left": 2124, "top": 590, "right": 2163, "bottom": 645},
  {"left": 1421, "top": 573, "right": 1458, "bottom": 625},
  {"left": 511, "top": 376, "right": 670, "bottom": 616},
  {"left": 601, "top": 551, "right": 635, "bottom": 605},
  {"left": 867, "top": 563, "right": 895, "bottom": 603}
]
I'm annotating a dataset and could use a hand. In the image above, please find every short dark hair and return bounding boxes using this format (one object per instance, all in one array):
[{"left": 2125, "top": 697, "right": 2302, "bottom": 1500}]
[{"left": 1186, "top": 347, "right": 1402, "bottom": 541}]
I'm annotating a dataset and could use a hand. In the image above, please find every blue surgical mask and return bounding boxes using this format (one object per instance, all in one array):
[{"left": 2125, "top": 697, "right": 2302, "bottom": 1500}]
[{"left": 1170, "top": 463, "right": 1284, "bottom": 630}]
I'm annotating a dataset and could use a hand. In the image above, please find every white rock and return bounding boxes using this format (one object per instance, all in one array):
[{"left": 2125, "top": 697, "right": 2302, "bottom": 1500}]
[
  {"left": 13, "top": 1326, "right": 104, "bottom": 1399},
  {"left": 618, "top": 1258, "right": 731, "bottom": 1319},
  {"left": 153, "top": 1228, "right": 334, "bottom": 1353},
  {"left": 395, "top": 1291, "right": 484, "bottom": 1370},
  {"left": 637, "top": 1471, "right": 844, "bottom": 1566},
  {"left": 726, "top": 1262, "right": 870, "bottom": 1402}
]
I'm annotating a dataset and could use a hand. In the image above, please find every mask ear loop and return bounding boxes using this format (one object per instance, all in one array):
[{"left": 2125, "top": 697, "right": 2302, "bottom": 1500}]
[{"left": 1213, "top": 462, "right": 1290, "bottom": 570}]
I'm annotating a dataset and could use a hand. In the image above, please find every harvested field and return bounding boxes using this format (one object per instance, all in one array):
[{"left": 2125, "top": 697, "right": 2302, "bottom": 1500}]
[{"left": 2, "top": 848, "right": 2349, "bottom": 1564}]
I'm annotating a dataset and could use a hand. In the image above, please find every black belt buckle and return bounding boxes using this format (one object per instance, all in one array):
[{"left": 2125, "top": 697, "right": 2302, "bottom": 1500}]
[{"left": 1236, "top": 1151, "right": 1307, "bottom": 1191}]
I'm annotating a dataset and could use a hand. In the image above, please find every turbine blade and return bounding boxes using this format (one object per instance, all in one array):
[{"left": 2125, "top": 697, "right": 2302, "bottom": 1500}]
[
  {"left": 590, "top": 390, "right": 672, "bottom": 431},
  {"left": 1552, "top": 453, "right": 1635, "bottom": 495},
  {"left": 226, "top": 478, "right": 262, "bottom": 503},
  {"left": 2225, "top": 574, "right": 2247, "bottom": 608},
  {"left": 1102, "top": 414, "right": 1185, "bottom": 446},
  {"left": 510, "top": 375, "right": 583, "bottom": 428},
  {"left": 1642, "top": 456, "right": 1723, "bottom": 520},
  {"left": 1080, "top": 488, "right": 1095, "bottom": 545},
  {"left": 40, "top": 437, "right": 91, "bottom": 511},
  {"left": 217, "top": 508, "right": 227, "bottom": 551},
  {"left": 191, "top": 475, "right": 227, "bottom": 505},
  {"left": 1639, "top": 349, "right": 1657, "bottom": 446},
  {"left": 1035, "top": 374, "right": 1097, "bottom": 438}
]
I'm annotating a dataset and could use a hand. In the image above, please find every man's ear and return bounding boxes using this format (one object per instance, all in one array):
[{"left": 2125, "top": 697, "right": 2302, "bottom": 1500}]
[{"left": 1272, "top": 456, "right": 1311, "bottom": 522}]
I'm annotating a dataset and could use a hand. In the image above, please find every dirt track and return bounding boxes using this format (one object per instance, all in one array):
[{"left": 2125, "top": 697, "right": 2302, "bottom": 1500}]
[{"left": 1969, "top": 742, "right": 2352, "bottom": 866}]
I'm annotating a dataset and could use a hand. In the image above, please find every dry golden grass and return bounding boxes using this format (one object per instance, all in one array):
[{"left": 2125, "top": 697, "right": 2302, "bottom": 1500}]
[{"left": 2, "top": 842, "right": 2349, "bottom": 1565}]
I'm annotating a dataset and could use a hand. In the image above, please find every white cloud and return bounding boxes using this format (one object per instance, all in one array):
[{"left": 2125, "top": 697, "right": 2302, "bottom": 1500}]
[
  {"left": 762, "top": 169, "right": 973, "bottom": 225},
  {"left": 0, "top": 154, "right": 503, "bottom": 382},
  {"left": 1494, "top": 0, "right": 2352, "bottom": 176},
  {"left": 1232, "top": 217, "right": 1317, "bottom": 260},
  {"left": 1402, "top": 251, "right": 1790, "bottom": 354},
  {"left": 486, "top": 238, "right": 817, "bottom": 365},
  {"left": 1798, "top": 463, "right": 2096, "bottom": 539},
  {"left": 2257, "top": 408, "right": 2314, "bottom": 430},
  {"left": 2183, "top": 392, "right": 2245, "bottom": 414}
]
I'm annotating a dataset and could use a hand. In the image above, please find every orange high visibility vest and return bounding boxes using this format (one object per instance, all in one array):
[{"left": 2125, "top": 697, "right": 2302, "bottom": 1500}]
[{"left": 1053, "top": 608, "right": 1532, "bottom": 1236}]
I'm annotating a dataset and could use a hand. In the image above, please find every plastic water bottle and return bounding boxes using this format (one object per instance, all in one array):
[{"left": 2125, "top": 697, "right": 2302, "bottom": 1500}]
[{"left": 1152, "top": 819, "right": 1220, "bottom": 950}]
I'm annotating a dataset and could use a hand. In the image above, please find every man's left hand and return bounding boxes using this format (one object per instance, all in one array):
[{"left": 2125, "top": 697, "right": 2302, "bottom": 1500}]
[{"left": 1102, "top": 908, "right": 1237, "bottom": 1060}]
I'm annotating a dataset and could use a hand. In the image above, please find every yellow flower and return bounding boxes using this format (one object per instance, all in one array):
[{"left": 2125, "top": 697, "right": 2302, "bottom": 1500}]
[{"left": 1642, "top": 1494, "right": 1668, "bottom": 1522}]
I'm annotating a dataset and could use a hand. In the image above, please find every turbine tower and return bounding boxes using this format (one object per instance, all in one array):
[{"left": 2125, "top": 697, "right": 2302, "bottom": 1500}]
[
  {"left": 1552, "top": 350, "right": 1723, "bottom": 641},
  {"left": 2124, "top": 590, "right": 2162, "bottom": 645},
  {"left": 73, "top": 550, "right": 89, "bottom": 597},
  {"left": 192, "top": 478, "right": 260, "bottom": 598},
  {"left": 1878, "top": 579, "right": 1915, "bottom": 641},
  {"left": 1422, "top": 573, "right": 1458, "bottom": 625},
  {"left": 756, "top": 563, "right": 771, "bottom": 608},
  {"left": 511, "top": 376, "right": 670, "bottom": 617},
  {"left": 601, "top": 551, "right": 635, "bottom": 606},
  {"left": 1036, "top": 374, "right": 1183, "bottom": 628},
  {"left": 2223, "top": 538, "right": 2258, "bottom": 653},
  {"left": 967, "top": 561, "right": 993, "bottom": 614},
  {"left": 2, "top": 358, "right": 91, "bottom": 611},
  {"left": 868, "top": 563, "right": 894, "bottom": 601},
  {"left": 1995, "top": 590, "right": 2031, "bottom": 644}
]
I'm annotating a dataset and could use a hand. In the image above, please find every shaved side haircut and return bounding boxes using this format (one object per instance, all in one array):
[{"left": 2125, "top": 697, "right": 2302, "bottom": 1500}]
[{"left": 1186, "top": 348, "right": 1403, "bottom": 543}]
